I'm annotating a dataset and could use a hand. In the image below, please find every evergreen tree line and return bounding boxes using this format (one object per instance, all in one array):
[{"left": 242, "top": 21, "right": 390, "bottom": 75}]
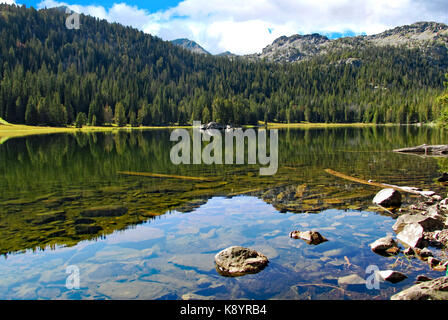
[{"left": 0, "top": 4, "right": 447, "bottom": 127}]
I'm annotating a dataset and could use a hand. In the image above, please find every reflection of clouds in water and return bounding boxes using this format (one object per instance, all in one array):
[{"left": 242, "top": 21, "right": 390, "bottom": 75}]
[
  {"left": 0, "top": 195, "right": 434, "bottom": 299},
  {"left": 106, "top": 226, "right": 165, "bottom": 244}
]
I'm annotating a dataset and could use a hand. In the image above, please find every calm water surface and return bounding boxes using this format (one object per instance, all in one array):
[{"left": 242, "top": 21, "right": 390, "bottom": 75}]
[{"left": 0, "top": 126, "right": 447, "bottom": 299}]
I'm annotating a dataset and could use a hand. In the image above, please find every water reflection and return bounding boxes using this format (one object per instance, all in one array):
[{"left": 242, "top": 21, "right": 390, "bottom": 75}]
[
  {"left": 0, "top": 126, "right": 447, "bottom": 299},
  {"left": 0, "top": 196, "right": 443, "bottom": 300}
]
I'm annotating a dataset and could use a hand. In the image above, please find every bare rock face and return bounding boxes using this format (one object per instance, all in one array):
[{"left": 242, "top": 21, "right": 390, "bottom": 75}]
[
  {"left": 378, "top": 270, "right": 408, "bottom": 284},
  {"left": 397, "top": 223, "right": 427, "bottom": 248},
  {"left": 372, "top": 188, "right": 402, "bottom": 207},
  {"left": 289, "top": 230, "right": 328, "bottom": 245},
  {"left": 391, "top": 277, "right": 448, "bottom": 300},
  {"left": 369, "top": 236, "right": 399, "bottom": 255},
  {"left": 214, "top": 246, "right": 269, "bottom": 277},
  {"left": 392, "top": 213, "right": 445, "bottom": 233}
]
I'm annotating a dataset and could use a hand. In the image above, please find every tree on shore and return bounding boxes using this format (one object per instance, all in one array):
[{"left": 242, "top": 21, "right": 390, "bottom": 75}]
[
  {"left": 114, "top": 102, "right": 127, "bottom": 127},
  {"left": 75, "top": 112, "right": 87, "bottom": 128},
  {"left": 25, "top": 97, "right": 38, "bottom": 125},
  {"left": 103, "top": 105, "right": 113, "bottom": 125},
  {"left": 438, "top": 74, "right": 448, "bottom": 126}
]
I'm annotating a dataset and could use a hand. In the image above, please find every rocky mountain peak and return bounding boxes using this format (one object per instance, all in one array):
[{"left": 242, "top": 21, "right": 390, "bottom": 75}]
[
  {"left": 170, "top": 38, "right": 211, "bottom": 55},
  {"left": 247, "top": 21, "right": 448, "bottom": 63}
]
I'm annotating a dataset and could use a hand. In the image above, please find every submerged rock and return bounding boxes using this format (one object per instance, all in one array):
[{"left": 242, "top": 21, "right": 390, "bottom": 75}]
[
  {"left": 80, "top": 205, "right": 128, "bottom": 217},
  {"left": 378, "top": 270, "right": 407, "bottom": 284},
  {"left": 369, "top": 236, "right": 399, "bottom": 255},
  {"left": 391, "top": 277, "right": 448, "bottom": 300},
  {"left": 75, "top": 224, "right": 103, "bottom": 235},
  {"left": 214, "top": 246, "right": 269, "bottom": 276},
  {"left": 289, "top": 230, "right": 328, "bottom": 245},
  {"left": 397, "top": 223, "right": 427, "bottom": 248},
  {"left": 35, "top": 210, "right": 66, "bottom": 225},
  {"left": 372, "top": 188, "right": 402, "bottom": 207},
  {"left": 337, "top": 274, "right": 365, "bottom": 286}
]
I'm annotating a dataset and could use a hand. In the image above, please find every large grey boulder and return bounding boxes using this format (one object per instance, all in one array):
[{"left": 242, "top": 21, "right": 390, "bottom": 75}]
[
  {"left": 372, "top": 188, "right": 402, "bottom": 207},
  {"left": 391, "top": 277, "right": 448, "bottom": 300},
  {"left": 396, "top": 223, "right": 427, "bottom": 248},
  {"left": 214, "top": 246, "right": 269, "bottom": 276},
  {"left": 392, "top": 213, "right": 445, "bottom": 233}
]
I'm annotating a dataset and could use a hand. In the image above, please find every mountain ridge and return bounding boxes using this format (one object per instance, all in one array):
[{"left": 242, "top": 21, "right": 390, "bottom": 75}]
[
  {"left": 245, "top": 21, "right": 448, "bottom": 63},
  {"left": 0, "top": 4, "right": 446, "bottom": 128}
]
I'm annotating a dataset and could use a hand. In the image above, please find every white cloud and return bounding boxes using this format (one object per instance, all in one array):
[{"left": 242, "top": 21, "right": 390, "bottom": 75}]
[
  {"left": 1, "top": 0, "right": 16, "bottom": 4},
  {"left": 37, "top": 0, "right": 448, "bottom": 55}
]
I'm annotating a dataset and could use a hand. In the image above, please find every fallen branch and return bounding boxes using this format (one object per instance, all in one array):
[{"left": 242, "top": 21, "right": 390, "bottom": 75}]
[
  {"left": 376, "top": 204, "right": 398, "bottom": 217},
  {"left": 324, "top": 169, "right": 436, "bottom": 198},
  {"left": 393, "top": 144, "right": 448, "bottom": 156},
  {"left": 117, "top": 171, "right": 215, "bottom": 182},
  {"left": 293, "top": 283, "right": 349, "bottom": 295}
]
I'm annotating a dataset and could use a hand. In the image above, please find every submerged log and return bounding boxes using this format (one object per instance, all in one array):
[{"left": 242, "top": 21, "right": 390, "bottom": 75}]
[
  {"left": 117, "top": 171, "right": 215, "bottom": 182},
  {"left": 393, "top": 144, "right": 448, "bottom": 156},
  {"left": 324, "top": 169, "right": 436, "bottom": 198}
]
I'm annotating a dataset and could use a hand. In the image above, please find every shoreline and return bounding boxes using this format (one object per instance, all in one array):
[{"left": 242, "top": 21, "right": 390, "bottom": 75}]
[{"left": 0, "top": 122, "right": 434, "bottom": 141}]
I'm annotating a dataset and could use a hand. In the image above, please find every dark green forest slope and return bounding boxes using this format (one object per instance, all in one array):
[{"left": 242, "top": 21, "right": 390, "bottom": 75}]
[{"left": 0, "top": 4, "right": 447, "bottom": 126}]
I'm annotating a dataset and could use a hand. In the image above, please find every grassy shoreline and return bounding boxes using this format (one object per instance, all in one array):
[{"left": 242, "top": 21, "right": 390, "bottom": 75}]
[
  {"left": 0, "top": 123, "right": 190, "bottom": 140},
  {"left": 0, "top": 121, "right": 430, "bottom": 141}
]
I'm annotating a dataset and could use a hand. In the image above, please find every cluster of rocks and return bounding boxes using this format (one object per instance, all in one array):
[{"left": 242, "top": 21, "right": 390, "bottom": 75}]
[
  {"left": 213, "top": 185, "right": 448, "bottom": 298},
  {"left": 199, "top": 122, "right": 234, "bottom": 131},
  {"left": 369, "top": 187, "right": 448, "bottom": 299}
]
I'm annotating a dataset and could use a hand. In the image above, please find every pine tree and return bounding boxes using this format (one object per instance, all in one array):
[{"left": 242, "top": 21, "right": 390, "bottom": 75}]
[
  {"left": 25, "top": 97, "right": 38, "bottom": 125},
  {"left": 75, "top": 112, "right": 87, "bottom": 128},
  {"left": 202, "top": 107, "right": 211, "bottom": 124},
  {"left": 130, "top": 111, "right": 138, "bottom": 127},
  {"left": 114, "top": 102, "right": 127, "bottom": 127}
]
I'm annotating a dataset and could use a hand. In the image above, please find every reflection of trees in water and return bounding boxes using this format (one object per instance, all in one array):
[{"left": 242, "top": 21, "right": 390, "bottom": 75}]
[
  {"left": 0, "top": 126, "right": 446, "bottom": 192},
  {"left": 0, "top": 127, "right": 446, "bottom": 255}
]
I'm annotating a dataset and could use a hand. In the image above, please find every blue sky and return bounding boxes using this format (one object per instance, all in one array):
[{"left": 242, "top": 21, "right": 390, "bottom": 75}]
[
  {"left": 23, "top": 0, "right": 180, "bottom": 12},
  {"left": 4, "top": 0, "right": 448, "bottom": 55}
]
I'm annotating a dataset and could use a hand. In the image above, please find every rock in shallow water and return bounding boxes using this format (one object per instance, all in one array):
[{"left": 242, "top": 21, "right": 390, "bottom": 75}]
[
  {"left": 369, "top": 236, "right": 399, "bottom": 255},
  {"left": 397, "top": 223, "right": 427, "bottom": 248},
  {"left": 378, "top": 270, "right": 407, "bottom": 284},
  {"left": 392, "top": 213, "right": 444, "bottom": 234},
  {"left": 372, "top": 188, "right": 402, "bottom": 207},
  {"left": 391, "top": 277, "right": 448, "bottom": 300},
  {"left": 214, "top": 246, "right": 269, "bottom": 277},
  {"left": 289, "top": 230, "right": 328, "bottom": 245}
]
